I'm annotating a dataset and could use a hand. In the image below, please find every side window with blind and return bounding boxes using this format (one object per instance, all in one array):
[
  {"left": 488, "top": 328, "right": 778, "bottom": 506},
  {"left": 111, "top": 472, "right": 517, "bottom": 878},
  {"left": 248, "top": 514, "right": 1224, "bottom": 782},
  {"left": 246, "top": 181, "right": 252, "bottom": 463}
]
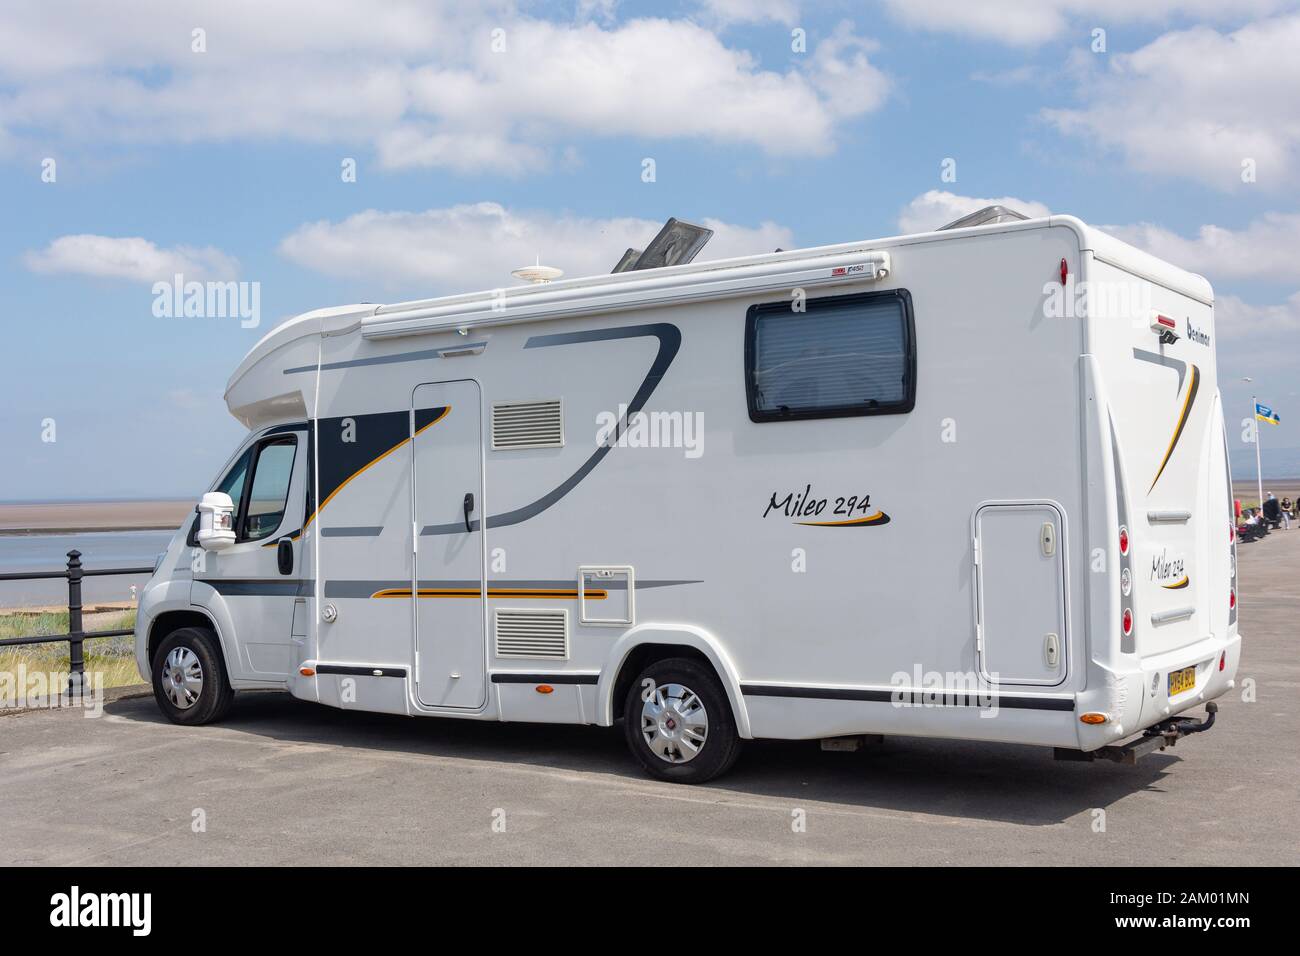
[{"left": 744, "top": 289, "right": 916, "bottom": 422}]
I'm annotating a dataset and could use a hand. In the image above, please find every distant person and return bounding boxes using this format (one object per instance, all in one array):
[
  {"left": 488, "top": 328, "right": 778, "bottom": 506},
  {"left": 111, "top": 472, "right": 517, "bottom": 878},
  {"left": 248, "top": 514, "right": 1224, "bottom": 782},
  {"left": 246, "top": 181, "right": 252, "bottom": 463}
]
[
  {"left": 1263, "top": 494, "right": 1283, "bottom": 530},
  {"left": 1281, "top": 496, "right": 1294, "bottom": 525}
]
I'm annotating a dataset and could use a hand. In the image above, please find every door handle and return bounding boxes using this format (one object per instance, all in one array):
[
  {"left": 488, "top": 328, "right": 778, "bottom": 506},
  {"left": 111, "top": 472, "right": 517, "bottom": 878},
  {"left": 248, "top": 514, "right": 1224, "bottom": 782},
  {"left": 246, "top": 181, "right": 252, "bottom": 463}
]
[
  {"left": 463, "top": 492, "right": 474, "bottom": 532},
  {"left": 276, "top": 537, "right": 295, "bottom": 576}
]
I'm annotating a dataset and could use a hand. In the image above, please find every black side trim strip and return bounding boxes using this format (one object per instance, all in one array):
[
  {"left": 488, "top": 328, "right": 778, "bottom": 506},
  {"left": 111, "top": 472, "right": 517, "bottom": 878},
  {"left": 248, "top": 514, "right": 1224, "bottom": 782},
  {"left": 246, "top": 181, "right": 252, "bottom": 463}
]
[
  {"left": 491, "top": 672, "right": 599, "bottom": 685},
  {"left": 316, "top": 664, "right": 407, "bottom": 678},
  {"left": 196, "top": 579, "right": 313, "bottom": 597},
  {"left": 741, "top": 683, "right": 1074, "bottom": 711}
]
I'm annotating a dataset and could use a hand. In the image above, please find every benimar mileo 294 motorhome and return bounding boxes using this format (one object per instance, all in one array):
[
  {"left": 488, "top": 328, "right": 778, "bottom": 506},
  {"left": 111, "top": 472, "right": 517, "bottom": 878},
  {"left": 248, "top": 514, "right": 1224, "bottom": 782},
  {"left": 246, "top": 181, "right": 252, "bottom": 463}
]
[{"left": 135, "top": 208, "right": 1236, "bottom": 783}]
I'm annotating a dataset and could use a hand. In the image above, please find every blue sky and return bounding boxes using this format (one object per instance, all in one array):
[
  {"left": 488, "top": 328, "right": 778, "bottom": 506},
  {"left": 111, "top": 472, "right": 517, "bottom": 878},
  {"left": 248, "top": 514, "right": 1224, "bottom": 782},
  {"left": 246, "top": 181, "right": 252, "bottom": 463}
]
[{"left": 3, "top": 0, "right": 1299, "bottom": 499}]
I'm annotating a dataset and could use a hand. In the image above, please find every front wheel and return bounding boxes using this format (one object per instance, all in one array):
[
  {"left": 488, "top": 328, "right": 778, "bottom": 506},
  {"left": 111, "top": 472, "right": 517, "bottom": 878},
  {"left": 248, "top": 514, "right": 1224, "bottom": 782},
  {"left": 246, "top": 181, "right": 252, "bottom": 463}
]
[
  {"left": 622, "top": 657, "right": 742, "bottom": 784},
  {"left": 151, "top": 626, "right": 234, "bottom": 725}
]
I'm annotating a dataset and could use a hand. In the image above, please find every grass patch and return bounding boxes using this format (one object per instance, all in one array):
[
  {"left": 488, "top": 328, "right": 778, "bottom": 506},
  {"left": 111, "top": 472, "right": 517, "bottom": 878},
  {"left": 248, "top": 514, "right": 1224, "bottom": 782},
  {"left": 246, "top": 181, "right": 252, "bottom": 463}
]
[{"left": 0, "top": 609, "right": 143, "bottom": 691}]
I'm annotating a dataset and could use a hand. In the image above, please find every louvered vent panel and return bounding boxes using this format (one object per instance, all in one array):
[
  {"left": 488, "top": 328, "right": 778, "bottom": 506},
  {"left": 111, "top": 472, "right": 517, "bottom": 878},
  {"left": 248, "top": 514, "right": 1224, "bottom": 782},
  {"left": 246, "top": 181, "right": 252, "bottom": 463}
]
[
  {"left": 491, "top": 400, "right": 563, "bottom": 449},
  {"left": 495, "top": 608, "right": 568, "bottom": 659}
]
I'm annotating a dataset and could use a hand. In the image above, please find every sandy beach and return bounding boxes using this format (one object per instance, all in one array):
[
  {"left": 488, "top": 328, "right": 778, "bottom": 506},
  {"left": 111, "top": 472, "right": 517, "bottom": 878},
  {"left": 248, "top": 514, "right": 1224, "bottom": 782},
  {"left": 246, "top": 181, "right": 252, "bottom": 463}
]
[
  {"left": 0, "top": 499, "right": 193, "bottom": 535},
  {"left": 1233, "top": 480, "right": 1300, "bottom": 509}
]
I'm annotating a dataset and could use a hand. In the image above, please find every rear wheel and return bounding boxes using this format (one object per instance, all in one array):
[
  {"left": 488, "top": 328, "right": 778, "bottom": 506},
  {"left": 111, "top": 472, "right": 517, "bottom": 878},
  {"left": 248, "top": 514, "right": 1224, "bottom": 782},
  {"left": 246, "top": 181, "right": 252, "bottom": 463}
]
[
  {"left": 151, "top": 626, "right": 234, "bottom": 725},
  {"left": 622, "top": 657, "right": 741, "bottom": 784}
]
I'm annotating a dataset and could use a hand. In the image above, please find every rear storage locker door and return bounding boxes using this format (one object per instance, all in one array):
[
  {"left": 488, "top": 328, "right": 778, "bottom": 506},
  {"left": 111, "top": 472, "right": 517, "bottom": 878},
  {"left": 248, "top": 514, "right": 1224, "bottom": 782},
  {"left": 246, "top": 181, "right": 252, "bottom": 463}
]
[{"left": 975, "top": 502, "right": 1068, "bottom": 686}]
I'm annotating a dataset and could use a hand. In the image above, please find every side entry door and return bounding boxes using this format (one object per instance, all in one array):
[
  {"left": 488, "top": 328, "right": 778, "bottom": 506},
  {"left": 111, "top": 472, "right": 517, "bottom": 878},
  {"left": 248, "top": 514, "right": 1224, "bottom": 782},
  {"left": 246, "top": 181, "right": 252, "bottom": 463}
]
[
  {"left": 192, "top": 428, "right": 309, "bottom": 681},
  {"left": 974, "top": 502, "right": 1068, "bottom": 686},
  {"left": 412, "top": 381, "right": 486, "bottom": 709}
]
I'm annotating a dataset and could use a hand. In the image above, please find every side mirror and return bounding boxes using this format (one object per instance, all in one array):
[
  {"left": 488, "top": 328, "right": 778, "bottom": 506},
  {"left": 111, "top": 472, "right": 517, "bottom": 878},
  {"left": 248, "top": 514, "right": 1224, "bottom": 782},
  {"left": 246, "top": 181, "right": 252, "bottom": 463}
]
[{"left": 196, "top": 492, "right": 237, "bottom": 551}]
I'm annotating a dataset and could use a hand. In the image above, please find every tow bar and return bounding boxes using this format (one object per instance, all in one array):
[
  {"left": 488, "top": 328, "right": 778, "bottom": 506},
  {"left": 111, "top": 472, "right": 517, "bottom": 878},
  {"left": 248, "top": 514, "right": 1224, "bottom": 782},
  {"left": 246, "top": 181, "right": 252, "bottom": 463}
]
[{"left": 1054, "top": 702, "right": 1218, "bottom": 766}]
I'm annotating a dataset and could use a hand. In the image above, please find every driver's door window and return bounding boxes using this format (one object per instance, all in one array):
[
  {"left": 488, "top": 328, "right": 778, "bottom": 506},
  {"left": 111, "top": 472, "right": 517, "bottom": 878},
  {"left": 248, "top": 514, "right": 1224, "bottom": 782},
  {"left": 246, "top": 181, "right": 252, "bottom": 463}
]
[{"left": 240, "top": 438, "right": 297, "bottom": 542}]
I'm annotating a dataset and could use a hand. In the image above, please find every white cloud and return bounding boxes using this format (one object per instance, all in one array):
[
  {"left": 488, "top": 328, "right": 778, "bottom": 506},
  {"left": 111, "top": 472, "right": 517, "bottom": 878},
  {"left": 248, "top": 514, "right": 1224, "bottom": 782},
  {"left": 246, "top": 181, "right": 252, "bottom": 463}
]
[
  {"left": 1044, "top": 14, "right": 1300, "bottom": 188},
  {"left": 1217, "top": 292, "right": 1300, "bottom": 339},
  {"left": 696, "top": 0, "right": 800, "bottom": 26},
  {"left": 880, "top": 0, "right": 1290, "bottom": 45},
  {"left": 22, "top": 235, "right": 239, "bottom": 283},
  {"left": 277, "top": 202, "right": 793, "bottom": 291},
  {"left": 896, "top": 190, "right": 1050, "bottom": 234},
  {"left": 0, "top": 2, "right": 888, "bottom": 173},
  {"left": 1215, "top": 293, "right": 1300, "bottom": 377},
  {"left": 1104, "top": 213, "right": 1300, "bottom": 282}
]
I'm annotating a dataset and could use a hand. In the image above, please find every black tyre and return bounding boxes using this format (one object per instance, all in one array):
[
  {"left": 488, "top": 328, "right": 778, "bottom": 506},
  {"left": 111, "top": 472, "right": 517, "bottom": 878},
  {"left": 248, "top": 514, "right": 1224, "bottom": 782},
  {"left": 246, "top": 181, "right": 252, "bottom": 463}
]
[
  {"left": 151, "top": 626, "right": 234, "bottom": 725},
  {"left": 622, "top": 657, "right": 742, "bottom": 784}
]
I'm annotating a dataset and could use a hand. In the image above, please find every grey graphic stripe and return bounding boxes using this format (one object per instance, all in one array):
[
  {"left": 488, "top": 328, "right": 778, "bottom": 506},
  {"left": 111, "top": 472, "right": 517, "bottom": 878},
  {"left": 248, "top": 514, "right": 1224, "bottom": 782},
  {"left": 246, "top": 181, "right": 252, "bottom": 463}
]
[
  {"left": 283, "top": 342, "right": 488, "bottom": 375},
  {"left": 1132, "top": 348, "right": 1186, "bottom": 393},
  {"left": 321, "top": 526, "right": 384, "bottom": 537},
  {"left": 421, "top": 323, "right": 681, "bottom": 535}
]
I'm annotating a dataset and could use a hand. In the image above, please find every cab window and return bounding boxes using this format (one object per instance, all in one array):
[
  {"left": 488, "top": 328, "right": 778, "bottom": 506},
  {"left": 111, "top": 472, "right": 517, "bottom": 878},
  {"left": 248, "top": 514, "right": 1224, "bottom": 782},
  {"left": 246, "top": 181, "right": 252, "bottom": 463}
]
[
  {"left": 216, "top": 447, "right": 252, "bottom": 506},
  {"left": 241, "top": 437, "right": 297, "bottom": 541}
]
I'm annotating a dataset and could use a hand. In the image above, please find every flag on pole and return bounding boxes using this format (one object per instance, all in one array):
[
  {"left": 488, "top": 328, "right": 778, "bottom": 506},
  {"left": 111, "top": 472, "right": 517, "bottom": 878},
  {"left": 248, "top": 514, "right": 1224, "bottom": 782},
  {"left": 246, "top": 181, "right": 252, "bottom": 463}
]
[{"left": 1255, "top": 402, "right": 1280, "bottom": 425}]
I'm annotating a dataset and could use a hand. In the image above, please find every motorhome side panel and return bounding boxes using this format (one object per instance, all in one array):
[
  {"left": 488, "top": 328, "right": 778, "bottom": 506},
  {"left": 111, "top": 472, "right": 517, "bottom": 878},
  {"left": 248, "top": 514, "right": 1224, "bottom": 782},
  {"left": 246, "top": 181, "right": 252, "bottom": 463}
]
[{"left": 461, "top": 225, "right": 1090, "bottom": 743}]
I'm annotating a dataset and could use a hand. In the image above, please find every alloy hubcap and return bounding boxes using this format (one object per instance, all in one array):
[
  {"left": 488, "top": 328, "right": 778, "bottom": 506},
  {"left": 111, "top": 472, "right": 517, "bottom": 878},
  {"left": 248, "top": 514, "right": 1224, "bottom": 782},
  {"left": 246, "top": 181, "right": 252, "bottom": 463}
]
[
  {"left": 640, "top": 682, "right": 709, "bottom": 764},
  {"left": 162, "top": 646, "right": 203, "bottom": 710}
]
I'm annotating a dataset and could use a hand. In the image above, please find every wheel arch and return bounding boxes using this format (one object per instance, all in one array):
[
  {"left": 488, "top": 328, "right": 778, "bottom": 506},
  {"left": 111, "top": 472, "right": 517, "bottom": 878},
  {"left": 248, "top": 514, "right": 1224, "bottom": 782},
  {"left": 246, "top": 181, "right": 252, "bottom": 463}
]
[
  {"left": 597, "top": 625, "right": 751, "bottom": 738},
  {"left": 147, "top": 609, "right": 231, "bottom": 682}
]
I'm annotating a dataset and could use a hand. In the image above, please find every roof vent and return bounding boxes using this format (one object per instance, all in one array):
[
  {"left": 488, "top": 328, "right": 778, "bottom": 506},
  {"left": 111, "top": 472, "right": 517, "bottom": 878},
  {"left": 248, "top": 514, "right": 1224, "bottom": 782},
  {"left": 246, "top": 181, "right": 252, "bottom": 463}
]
[
  {"left": 611, "top": 217, "right": 713, "bottom": 273},
  {"left": 938, "top": 205, "right": 1029, "bottom": 231},
  {"left": 511, "top": 256, "right": 564, "bottom": 284}
]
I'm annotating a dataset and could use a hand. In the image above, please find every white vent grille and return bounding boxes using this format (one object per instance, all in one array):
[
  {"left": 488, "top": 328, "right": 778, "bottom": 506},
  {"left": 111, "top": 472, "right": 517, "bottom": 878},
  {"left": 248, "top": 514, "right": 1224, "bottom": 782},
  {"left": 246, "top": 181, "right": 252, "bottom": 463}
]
[
  {"left": 492, "top": 399, "right": 564, "bottom": 449},
  {"left": 495, "top": 608, "right": 568, "bottom": 659}
]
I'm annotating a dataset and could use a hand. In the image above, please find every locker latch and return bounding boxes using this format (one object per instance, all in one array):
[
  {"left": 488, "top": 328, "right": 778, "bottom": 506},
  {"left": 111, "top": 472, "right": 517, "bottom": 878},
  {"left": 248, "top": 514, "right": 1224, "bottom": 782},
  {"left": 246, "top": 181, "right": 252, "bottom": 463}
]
[
  {"left": 1040, "top": 521, "right": 1056, "bottom": 557},
  {"left": 1044, "top": 633, "right": 1060, "bottom": 668}
]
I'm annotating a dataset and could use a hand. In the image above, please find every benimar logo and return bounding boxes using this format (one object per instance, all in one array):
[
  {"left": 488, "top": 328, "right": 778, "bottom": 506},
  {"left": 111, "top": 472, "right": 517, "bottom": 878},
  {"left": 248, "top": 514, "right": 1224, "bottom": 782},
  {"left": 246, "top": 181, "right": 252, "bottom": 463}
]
[{"left": 49, "top": 886, "right": 151, "bottom": 936}]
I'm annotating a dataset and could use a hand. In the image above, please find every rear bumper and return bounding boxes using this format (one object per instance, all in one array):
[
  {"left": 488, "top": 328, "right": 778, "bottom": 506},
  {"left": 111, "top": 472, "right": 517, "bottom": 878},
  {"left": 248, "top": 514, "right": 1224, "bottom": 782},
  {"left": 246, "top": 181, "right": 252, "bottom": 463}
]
[
  {"left": 1057, "top": 702, "right": 1218, "bottom": 764},
  {"left": 1074, "top": 631, "right": 1240, "bottom": 751}
]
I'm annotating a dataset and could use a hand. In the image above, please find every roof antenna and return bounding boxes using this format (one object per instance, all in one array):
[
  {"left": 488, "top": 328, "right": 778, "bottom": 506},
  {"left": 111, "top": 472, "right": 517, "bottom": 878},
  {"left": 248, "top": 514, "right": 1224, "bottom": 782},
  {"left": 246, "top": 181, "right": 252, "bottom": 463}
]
[{"left": 512, "top": 254, "right": 564, "bottom": 284}]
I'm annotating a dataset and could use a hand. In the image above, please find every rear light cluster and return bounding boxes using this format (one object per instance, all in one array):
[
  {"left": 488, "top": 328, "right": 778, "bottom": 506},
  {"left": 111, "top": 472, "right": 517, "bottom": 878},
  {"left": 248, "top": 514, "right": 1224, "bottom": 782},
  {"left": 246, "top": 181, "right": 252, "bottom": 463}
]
[
  {"left": 1118, "top": 524, "right": 1135, "bottom": 647},
  {"left": 1226, "top": 452, "right": 1238, "bottom": 629},
  {"left": 1228, "top": 517, "right": 1238, "bottom": 627}
]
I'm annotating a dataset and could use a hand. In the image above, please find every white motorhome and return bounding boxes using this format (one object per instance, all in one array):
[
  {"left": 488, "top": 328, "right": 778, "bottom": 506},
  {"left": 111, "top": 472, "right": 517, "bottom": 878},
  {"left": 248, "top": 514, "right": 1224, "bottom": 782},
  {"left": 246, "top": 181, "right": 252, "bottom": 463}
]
[{"left": 135, "top": 209, "right": 1237, "bottom": 783}]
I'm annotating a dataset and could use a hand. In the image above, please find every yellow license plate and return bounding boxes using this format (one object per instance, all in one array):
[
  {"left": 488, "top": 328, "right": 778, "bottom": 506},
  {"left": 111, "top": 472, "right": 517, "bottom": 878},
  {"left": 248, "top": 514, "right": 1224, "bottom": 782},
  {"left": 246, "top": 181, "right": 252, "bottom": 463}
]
[{"left": 1168, "top": 665, "right": 1196, "bottom": 696}]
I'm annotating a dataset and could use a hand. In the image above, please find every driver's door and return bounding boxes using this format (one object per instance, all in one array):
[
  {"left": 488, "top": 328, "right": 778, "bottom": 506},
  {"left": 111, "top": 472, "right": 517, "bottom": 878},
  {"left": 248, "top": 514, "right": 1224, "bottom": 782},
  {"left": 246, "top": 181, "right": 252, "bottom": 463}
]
[{"left": 191, "top": 428, "right": 309, "bottom": 681}]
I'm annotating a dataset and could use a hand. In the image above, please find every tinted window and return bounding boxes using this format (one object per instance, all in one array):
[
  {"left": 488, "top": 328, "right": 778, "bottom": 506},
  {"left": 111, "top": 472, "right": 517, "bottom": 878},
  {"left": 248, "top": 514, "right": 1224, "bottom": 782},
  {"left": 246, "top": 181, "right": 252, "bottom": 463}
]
[
  {"left": 216, "top": 448, "right": 252, "bottom": 506},
  {"left": 243, "top": 438, "right": 296, "bottom": 541},
  {"left": 746, "top": 290, "right": 915, "bottom": 421}
]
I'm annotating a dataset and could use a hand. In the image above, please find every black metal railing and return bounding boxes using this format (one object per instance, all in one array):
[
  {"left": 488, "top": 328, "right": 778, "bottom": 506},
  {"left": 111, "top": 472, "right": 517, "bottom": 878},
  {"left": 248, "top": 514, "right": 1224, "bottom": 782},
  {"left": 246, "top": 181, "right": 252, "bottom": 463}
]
[{"left": 0, "top": 549, "right": 153, "bottom": 696}]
